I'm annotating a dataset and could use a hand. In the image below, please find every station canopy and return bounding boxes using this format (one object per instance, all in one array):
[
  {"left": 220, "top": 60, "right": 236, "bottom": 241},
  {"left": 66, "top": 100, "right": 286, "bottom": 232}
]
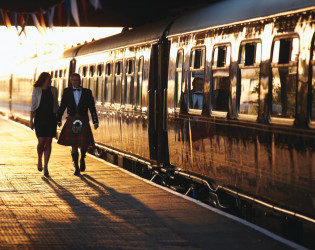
[{"left": 0, "top": 0, "right": 218, "bottom": 29}]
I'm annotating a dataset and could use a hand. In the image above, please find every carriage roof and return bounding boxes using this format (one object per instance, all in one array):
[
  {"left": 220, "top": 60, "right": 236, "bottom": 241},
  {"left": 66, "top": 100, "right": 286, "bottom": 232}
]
[
  {"left": 74, "top": 18, "right": 172, "bottom": 57},
  {"left": 168, "top": 0, "right": 315, "bottom": 37}
]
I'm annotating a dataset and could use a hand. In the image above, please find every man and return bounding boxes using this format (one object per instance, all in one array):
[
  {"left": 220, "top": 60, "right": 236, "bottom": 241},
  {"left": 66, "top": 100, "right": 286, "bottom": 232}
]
[{"left": 57, "top": 73, "right": 99, "bottom": 175}]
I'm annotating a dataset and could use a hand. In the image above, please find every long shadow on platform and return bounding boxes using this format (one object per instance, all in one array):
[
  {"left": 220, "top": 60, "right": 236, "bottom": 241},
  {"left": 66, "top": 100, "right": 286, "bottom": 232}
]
[{"left": 42, "top": 175, "right": 192, "bottom": 249}]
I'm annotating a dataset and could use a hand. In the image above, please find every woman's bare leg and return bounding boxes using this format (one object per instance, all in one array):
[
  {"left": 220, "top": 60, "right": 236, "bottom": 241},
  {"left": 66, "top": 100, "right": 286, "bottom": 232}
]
[
  {"left": 37, "top": 137, "right": 45, "bottom": 171},
  {"left": 43, "top": 137, "right": 52, "bottom": 175}
]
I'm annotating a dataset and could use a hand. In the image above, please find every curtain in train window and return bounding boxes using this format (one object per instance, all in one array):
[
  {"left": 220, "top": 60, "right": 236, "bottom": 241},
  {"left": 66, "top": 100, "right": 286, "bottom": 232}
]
[
  {"left": 212, "top": 45, "right": 230, "bottom": 112},
  {"left": 189, "top": 48, "right": 205, "bottom": 110},
  {"left": 104, "top": 63, "right": 112, "bottom": 103},
  {"left": 175, "top": 50, "right": 183, "bottom": 108},
  {"left": 136, "top": 57, "right": 144, "bottom": 107},
  {"left": 311, "top": 39, "right": 315, "bottom": 121},
  {"left": 238, "top": 42, "right": 261, "bottom": 116},
  {"left": 96, "top": 64, "right": 104, "bottom": 102},
  {"left": 114, "top": 61, "right": 122, "bottom": 104},
  {"left": 125, "top": 58, "right": 135, "bottom": 105},
  {"left": 271, "top": 37, "right": 298, "bottom": 118}
]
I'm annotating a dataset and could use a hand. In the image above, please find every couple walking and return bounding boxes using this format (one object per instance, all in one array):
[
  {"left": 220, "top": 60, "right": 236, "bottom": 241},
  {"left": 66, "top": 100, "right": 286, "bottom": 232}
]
[{"left": 30, "top": 72, "right": 99, "bottom": 177}]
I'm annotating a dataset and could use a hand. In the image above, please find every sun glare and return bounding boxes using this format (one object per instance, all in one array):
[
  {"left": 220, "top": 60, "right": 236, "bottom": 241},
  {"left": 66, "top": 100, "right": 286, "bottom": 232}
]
[{"left": 0, "top": 26, "right": 122, "bottom": 74}]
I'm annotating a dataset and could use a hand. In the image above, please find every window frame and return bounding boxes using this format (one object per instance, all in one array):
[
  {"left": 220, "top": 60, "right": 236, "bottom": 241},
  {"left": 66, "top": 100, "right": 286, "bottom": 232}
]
[
  {"left": 211, "top": 43, "right": 231, "bottom": 118},
  {"left": 269, "top": 34, "right": 299, "bottom": 126},
  {"left": 95, "top": 63, "right": 104, "bottom": 103},
  {"left": 124, "top": 57, "right": 135, "bottom": 106},
  {"left": 82, "top": 66, "right": 88, "bottom": 78},
  {"left": 136, "top": 56, "right": 144, "bottom": 108},
  {"left": 237, "top": 39, "right": 262, "bottom": 121},
  {"left": 104, "top": 61, "right": 113, "bottom": 105},
  {"left": 188, "top": 46, "right": 206, "bottom": 115},
  {"left": 114, "top": 60, "right": 123, "bottom": 105},
  {"left": 89, "top": 64, "right": 96, "bottom": 78},
  {"left": 309, "top": 34, "right": 315, "bottom": 128},
  {"left": 175, "top": 49, "right": 184, "bottom": 110}
]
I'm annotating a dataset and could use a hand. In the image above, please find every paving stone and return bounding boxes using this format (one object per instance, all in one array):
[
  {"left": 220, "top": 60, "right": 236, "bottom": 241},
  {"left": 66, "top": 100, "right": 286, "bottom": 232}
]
[{"left": 0, "top": 117, "right": 293, "bottom": 249}]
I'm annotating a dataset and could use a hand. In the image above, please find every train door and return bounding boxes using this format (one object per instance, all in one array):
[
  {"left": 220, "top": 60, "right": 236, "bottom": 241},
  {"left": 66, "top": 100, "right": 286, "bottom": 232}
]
[
  {"left": 89, "top": 65, "right": 96, "bottom": 97},
  {"left": 68, "top": 59, "right": 76, "bottom": 85},
  {"left": 148, "top": 39, "right": 170, "bottom": 165},
  {"left": 309, "top": 34, "right": 315, "bottom": 126}
]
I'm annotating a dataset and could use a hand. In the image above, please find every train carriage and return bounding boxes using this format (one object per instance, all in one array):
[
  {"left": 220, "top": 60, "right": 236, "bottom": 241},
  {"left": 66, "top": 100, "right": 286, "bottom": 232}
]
[
  {"left": 0, "top": 0, "right": 315, "bottom": 240},
  {"left": 73, "top": 19, "right": 171, "bottom": 164},
  {"left": 166, "top": 0, "right": 315, "bottom": 219},
  {"left": 9, "top": 58, "right": 40, "bottom": 121},
  {"left": 0, "top": 72, "right": 12, "bottom": 116}
]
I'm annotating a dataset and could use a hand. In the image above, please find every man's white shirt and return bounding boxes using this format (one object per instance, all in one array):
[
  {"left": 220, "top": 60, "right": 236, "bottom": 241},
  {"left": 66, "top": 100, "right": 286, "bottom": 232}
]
[{"left": 73, "top": 87, "right": 82, "bottom": 106}]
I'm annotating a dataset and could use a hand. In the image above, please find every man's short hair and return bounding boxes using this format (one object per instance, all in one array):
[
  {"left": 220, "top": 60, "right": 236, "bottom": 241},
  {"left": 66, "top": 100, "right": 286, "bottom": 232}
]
[{"left": 70, "top": 73, "right": 81, "bottom": 80}]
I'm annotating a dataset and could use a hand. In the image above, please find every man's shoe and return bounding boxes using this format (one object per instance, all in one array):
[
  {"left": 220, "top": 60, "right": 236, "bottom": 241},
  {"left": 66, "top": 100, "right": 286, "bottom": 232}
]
[
  {"left": 80, "top": 159, "right": 86, "bottom": 172},
  {"left": 80, "top": 150, "right": 86, "bottom": 172},
  {"left": 71, "top": 152, "right": 80, "bottom": 176},
  {"left": 73, "top": 168, "right": 80, "bottom": 176}
]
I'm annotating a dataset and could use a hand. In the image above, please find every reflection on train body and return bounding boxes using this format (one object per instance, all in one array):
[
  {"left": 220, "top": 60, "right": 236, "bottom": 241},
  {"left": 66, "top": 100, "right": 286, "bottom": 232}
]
[{"left": 0, "top": 0, "right": 314, "bottom": 233}]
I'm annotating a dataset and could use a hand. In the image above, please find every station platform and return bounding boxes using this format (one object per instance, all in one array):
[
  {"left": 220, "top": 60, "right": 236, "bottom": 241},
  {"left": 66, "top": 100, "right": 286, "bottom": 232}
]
[{"left": 0, "top": 116, "right": 302, "bottom": 249}]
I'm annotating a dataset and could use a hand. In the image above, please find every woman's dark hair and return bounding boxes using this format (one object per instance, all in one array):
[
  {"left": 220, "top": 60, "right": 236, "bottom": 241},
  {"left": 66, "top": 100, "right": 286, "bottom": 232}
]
[{"left": 34, "top": 72, "right": 51, "bottom": 87}]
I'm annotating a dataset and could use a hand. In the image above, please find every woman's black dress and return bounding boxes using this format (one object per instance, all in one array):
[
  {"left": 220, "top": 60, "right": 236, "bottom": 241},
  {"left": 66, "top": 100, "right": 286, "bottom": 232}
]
[{"left": 34, "top": 88, "right": 57, "bottom": 138}]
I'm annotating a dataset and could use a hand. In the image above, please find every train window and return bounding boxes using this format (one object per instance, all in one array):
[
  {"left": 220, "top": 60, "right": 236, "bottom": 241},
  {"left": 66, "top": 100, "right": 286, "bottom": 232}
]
[
  {"left": 54, "top": 70, "right": 58, "bottom": 78},
  {"left": 240, "top": 44, "right": 255, "bottom": 66},
  {"left": 191, "top": 49, "right": 205, "bottom": 69},
  {"left": 97, "top": 64, "right": 104, "bottom": 76},
  {"left": 212, "top": 44, "right": 231, "bottom": 112},
  {"left": 126, "top": 59, "right": 134, "bottom": 75},
  {"left": 125, "top": 58, "right": 135, "bottom": 105},
  {"left": 59, "top": 69, "right": 63, "bottom": 78},
  {"left": 50, "top": 71, "right": 53, "bottom": 78},
  {"left": 114, "top": 61, "right": 123, "bottom": 104},
  {"left": 89, "top": 65, "right": 95, "bottom": 77},
  {"left": 95, "top": 64, "right": 104, "bottom": 102},
  {"left": 271, "top": 37, "right": 298, "bottom": 120},
  {"left": 189, "top": 48, "right": 205, "bottom": 110},
  {"left": 63, "top": 69, "right": 67, "bottom": 77},
  {"left": 82, "top": 66, "right": 87, "bottom": 77},
  {"left": 238, "top": 41, "right": 261, "bottom": 116},
  {"left": 115, "top": 61, "right": 122, "bottom": 75},
  {"left": 175, "top": 50, "right": 183, "bottom": 108},
  {"left": 136, "top": 57, "right": 144, "bottom": 107},
  {"left": 106, "top": 63, "right": 111, "bottom": 76},
  {"left": 88, "top": 65, "right": 96, "bottom": 92},
  {"left": 81, "top": 66, "right": 88, "bottom": 88},
  {"left": 104, "top": 63, "right": 113, "bottom": 103}
]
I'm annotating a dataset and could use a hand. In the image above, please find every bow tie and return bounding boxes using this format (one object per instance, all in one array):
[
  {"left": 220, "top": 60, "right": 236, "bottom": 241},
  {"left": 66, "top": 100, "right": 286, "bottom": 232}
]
[{"left": 73, "top": 88, "right": 81, "bottom": 91}]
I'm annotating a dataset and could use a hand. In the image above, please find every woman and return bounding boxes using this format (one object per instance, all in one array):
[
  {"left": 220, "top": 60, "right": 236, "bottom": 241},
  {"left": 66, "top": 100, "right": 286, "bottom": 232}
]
[{"left": 30, "top": 72, "right": 59, "bottom": 177}]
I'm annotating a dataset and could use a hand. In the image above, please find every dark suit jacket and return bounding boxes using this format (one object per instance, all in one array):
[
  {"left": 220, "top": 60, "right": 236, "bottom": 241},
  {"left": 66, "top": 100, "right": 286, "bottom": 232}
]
[{"left": 56, "top": 87, "right": 98, "bottom": 124}]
